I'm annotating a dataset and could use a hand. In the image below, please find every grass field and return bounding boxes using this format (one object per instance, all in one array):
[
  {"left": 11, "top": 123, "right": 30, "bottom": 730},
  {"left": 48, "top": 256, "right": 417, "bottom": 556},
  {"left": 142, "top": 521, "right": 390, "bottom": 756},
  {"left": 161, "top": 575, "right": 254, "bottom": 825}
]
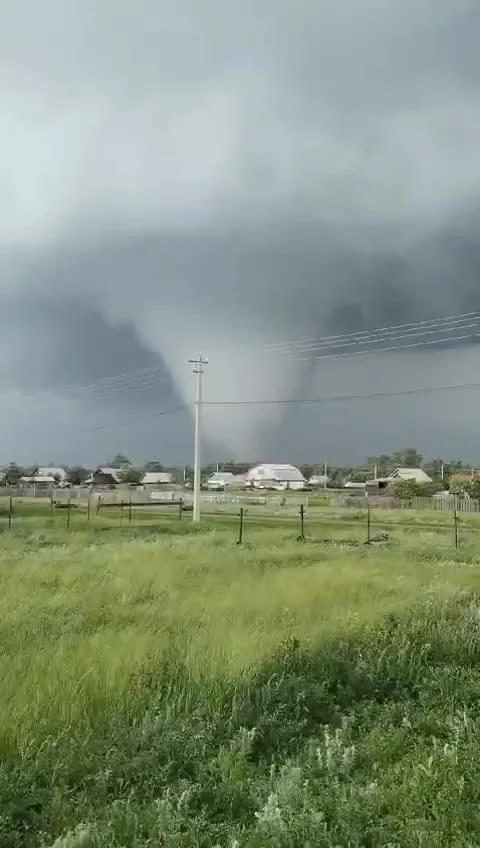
[{"left": 2, "top": 516, "right": 480, "bottom": 846}]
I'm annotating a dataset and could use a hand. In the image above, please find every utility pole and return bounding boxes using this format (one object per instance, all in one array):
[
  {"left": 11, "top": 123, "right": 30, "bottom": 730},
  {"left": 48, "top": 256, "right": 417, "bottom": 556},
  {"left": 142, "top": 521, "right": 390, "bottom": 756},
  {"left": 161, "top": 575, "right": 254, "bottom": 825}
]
[
  {"left": 189, "top": 354, "right": 208, "bottom": 523},
  {"left": 324, "top": 460, "right": 328, "bottom": 490}
]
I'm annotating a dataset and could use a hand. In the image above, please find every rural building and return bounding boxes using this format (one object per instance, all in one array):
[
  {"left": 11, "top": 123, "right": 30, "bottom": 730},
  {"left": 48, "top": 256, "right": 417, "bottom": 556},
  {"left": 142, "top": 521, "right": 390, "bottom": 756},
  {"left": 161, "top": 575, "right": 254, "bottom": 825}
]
[
  {"left": 450, "top": 471, "right": 479, "bottom": 485},
  {"left": 222, "top": 462, "right": 255, "bottom": 476},
  {"left": 141, "top": 472, "right": 173, "bottom": 487},
  {"left": 245, "top": 464, "right": 307, "bottom": 491},
  {"left": 205, "top": 471, "right": 236, "bottom": 491},
  {"left": 366, "top": 466, "right": 433, "bottom": 495},
  {"left": 387, "top": 467, "right": 433, "bottom": 484},
  {"left": 20, "top": 475, "right": 57, "bottom": 489},
  {"left": 36, "top": 466, "right": 68, "bottom": 482},
  {"left": 309, "top": 473, "right": 329, "bottom": 488},
  {"left": 86, "top": 467, "right": 121, "bottom": 487}
]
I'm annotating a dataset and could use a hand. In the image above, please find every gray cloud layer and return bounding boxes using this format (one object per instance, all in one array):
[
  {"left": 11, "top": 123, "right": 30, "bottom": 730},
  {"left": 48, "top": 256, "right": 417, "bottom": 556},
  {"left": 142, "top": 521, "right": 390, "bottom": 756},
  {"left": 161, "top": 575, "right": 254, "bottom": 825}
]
[{"left": 1, "top": 1, "right": 480, "bottom": 464}]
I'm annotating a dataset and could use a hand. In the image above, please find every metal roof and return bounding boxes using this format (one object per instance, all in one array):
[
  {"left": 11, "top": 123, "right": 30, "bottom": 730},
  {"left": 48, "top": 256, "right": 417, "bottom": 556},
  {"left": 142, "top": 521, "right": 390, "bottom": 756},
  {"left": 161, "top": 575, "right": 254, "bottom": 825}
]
[
  {"left": 37, "top": 466, "right": 67, "bottom": 479},
  {"left": 95, "top": 467, "right": 121, "bottom": 482},
  {"left": 388, "top": 467, "right": 432, "bottom": 483},
  {"left": 246, "top": 464, "right": 306, "bottom": 482},
  {"left": 141, "top": 472, "right": 173, "bottom": 484}
]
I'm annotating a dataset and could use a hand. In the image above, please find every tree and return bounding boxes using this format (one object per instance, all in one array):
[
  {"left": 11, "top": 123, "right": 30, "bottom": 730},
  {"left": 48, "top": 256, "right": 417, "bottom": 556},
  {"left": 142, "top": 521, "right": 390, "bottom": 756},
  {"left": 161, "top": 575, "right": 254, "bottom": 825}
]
[
  {"left": 67, "top": 466, "right": 90, "bottom": 486},
  {"left": 109, "top": 454, "right": 131, "bottom": 469},
  {"left": 349, "top": 471, "right": 368, "bottom": 483},
  {"left": 464, "top": 480, "right": 480, "bottom": 500},
  {"left": 392, "top": 479, "right": 438, "bottom": 499},
  {"left": 367, "top": 455, "right": 391, "bottom": 477},
  {"left": 4, "top": 463, "right": 24, "bottom": 485},
  {"left": 144, "top": 460, "right": 164, "bottom": 473},
  {"left": 392, "top": 448, "right": 423, "bottom": 468},
  {"left": 119, "top": 467, "right": 143, "bottom": 485}
]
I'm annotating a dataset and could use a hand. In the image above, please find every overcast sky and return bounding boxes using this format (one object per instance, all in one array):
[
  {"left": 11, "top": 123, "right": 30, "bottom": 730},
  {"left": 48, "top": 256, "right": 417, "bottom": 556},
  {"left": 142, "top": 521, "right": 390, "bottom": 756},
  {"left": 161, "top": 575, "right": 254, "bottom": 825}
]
[{"left": 1, "top": 0, "right": 480, "bottom": 466}]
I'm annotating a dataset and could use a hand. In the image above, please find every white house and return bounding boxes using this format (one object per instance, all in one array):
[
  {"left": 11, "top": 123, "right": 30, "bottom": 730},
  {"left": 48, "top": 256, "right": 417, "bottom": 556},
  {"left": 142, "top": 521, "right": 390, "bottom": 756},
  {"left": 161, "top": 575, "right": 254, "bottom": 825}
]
[
  {"left": 245, "top": 464, "right": 307, "bottom": 491},
  {"left": 141, "top": 472, "right": 173, "bottom": 486},
  {"left": 37, "top": 466, "right": 68, "bottom": 482},
  {"left": 205, "top": 471, "right": 236, "bottom": 491},
  {"left": 387, "top": 467, "right": 432, "bottom": 484},
  {"left": 20, "top": 475, "right": 57, "bottom": 488},
  {"left": 309, "top": 473, "right": 329, "bottom": 488}
]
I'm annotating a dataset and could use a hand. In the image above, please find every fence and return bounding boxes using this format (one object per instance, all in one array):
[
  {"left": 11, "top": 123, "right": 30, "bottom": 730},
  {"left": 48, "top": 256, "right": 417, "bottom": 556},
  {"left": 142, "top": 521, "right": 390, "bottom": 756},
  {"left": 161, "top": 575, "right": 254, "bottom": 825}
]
[
  {"left": 233, "top": 503, "right": 470, "bottom": 549},
  {"left": 0, "top": 495, "right": 478, "bottom": 551}
]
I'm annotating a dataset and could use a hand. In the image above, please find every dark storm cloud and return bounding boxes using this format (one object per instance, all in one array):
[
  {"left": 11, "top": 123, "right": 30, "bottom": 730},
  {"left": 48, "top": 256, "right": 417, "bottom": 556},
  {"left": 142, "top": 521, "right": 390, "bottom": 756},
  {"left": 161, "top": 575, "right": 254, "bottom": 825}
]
[{"left": 1, "top": 0, "right": 480, "bottom": 462}]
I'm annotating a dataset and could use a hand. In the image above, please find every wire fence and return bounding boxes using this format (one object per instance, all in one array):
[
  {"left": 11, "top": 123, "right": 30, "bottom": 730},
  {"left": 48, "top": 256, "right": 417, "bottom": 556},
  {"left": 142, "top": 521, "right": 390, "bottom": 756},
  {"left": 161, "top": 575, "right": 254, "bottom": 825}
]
[{"left": 0, "top": 495, "right": 478, "bottom": 551}]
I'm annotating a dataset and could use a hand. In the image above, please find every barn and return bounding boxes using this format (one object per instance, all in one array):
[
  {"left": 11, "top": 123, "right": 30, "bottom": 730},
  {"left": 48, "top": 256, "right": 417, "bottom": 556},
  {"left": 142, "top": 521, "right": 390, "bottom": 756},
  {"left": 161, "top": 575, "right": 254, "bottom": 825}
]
[{"left": 245, "top": 463, "right": 307, "bottom": 491}]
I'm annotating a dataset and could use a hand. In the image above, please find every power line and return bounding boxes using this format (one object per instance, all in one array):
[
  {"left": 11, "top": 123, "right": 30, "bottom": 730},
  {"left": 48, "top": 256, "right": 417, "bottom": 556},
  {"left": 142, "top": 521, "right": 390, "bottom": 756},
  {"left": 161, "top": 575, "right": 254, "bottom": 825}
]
[
  {"left": 265, "top": 318, "right": 480, "bottom": 356},
  {"left": 288, "top": 330, "right": 480, "bottom": 362},
  {"left": 88, "top": 404, "right": 189, "bottom": 431},
  {"left": 58, "top": 363, "right": 170, "bottom": 395},
  {"left": 201, "top": 380, "right": 480, "bottom": 407},
  {"left": 38, "top": 310, "right": 480, "bottom": 398},
  {"left": 261, "top": 310, "right": 480, "bottom": 352},
  {"left": 70, "top": 369, "right": 174, "bottom": 400}
]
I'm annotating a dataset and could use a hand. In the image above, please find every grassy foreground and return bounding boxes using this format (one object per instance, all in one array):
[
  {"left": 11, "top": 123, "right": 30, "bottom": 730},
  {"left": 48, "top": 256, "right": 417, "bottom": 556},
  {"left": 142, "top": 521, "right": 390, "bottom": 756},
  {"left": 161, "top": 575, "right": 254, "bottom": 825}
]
[{"left": 2, "top": 525, "right": 480, "bottom": 846}]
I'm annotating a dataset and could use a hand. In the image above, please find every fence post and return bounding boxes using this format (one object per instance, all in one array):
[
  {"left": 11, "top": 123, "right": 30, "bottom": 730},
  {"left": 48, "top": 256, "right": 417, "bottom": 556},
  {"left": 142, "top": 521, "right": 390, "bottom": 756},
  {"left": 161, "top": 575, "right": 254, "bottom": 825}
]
[
  {"left": 237, "top": 507, "right": 244, "bottom": 545},
  {"left": 120, "top": 501, "right": 124, "bottom": 527},
  {"left": 367, "top": 503, "right": 371, "bottom": 544},
  {"left": 8, "top": 497, "right": 12, "bottom": 531},
  {"left": 298, "top": 504, "right": 305, "bottom": 540},
  {"left": 67, "top": 498, "right": 71, "bottom": 531},
  {"left": 50, "top": 495, "right": 54, "bottom": 521},
  {"left": 96, "top": 495, "right": 102, "bottom": 515},
  {"left": 179, "top": 498, "right": 183, "bottom": 522},
  {"left": 87, "top": 496, "right": 91, "bottom": 522},
  {"left": 454, "top": 506, "right": 458, "bottom": 549},
  {"left": 129, "top": 497, "right": 133, "bottom": 524}
]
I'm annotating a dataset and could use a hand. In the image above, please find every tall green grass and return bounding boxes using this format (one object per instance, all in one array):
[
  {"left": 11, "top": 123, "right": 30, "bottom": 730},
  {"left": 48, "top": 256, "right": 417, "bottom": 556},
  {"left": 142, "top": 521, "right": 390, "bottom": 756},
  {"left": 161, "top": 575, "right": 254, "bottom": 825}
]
[{"left": 1, "top": 526, "right": 480, "bottom": 845}]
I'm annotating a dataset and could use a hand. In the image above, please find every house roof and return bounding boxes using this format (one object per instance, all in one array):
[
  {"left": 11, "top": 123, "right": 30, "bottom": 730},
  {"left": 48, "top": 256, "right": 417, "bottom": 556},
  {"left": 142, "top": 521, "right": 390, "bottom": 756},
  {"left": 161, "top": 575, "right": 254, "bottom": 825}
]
[
  {"left": 450, "top": 472, "right": 479, "bottom": 482},
  {"left": 207, "top": 472, "right": 236, "bottom": 482},
  {"left": 309, "top": 474, "right": 329, "bottom": 484},
  {"left": 246, "top": 464, "right": 306, "bottom": 482},
  {"left": 37, "top": 466, "right": 67, "bottom": 479},
  {"left": 141, "top": 472, "right": 173, "bottom": 485},
  {"left": 94, "top": 467, "right": 121, "bottom": 482},
  {"left": 388, "top": 467, "right": 433, "bottom": 483},
  {"left": 21, "top": 475, "right": 57, "bottom": 484}
]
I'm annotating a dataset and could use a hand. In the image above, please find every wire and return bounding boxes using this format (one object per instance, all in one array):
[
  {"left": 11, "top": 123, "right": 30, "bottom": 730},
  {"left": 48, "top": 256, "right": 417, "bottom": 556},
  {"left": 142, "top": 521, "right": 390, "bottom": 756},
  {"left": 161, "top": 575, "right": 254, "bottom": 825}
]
[
  {"left": 288, "top": 330, "right": 480, "bottom": 362},
  {"left": 260, "top": 310, "right": 480, "bottom": 352},
  {"left": 28, "top": 310, "right": 480, "bottom": 402},
  {"left": 69, "top": 369, "right": 174, "bottom": 400},
  {"left": 265, "top": 318, "right": 480, "bottom": 356},
  {"left": 58, "top": 363, "right": 171, "bottom": 396},
  {"left": 88, "top": 404, "right": 189, "bottom": 431},
  {"left": 201, "top": 380, "right": 480, "bottom": 407}
]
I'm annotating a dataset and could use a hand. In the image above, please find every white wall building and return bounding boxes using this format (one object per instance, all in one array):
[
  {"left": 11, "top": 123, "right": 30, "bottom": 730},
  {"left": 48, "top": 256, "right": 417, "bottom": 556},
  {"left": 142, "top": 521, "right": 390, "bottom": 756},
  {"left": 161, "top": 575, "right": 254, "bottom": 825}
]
[
  {"left": 141, "top": 472, "right": 173, "bottom": 486},
  {"left": 245, "top": 464, "right": 307, "bottom": 491},
  {"left": 387, "top": 467, "right": 433, "bottom": 484},
  {"left": 37, "top": 466, "right": 68, "bottom": 481},
  {"left": 205, "top": 471, "right": 236, "bottom": 491}
]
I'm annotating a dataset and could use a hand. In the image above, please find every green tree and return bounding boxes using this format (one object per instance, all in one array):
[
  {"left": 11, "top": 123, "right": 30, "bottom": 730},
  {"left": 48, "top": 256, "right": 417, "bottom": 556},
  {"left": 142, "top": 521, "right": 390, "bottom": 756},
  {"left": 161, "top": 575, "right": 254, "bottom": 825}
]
[
  {"left": 464, "top": 480, "right": 480, "bottom": 500},
  {"left": 367, "top": 455, "right": 391, "bottom": 477},
  {"left": 144, "top": 460, "right": 164, "bottom": 473},
  {"left": 392, "top": 448, "right": 423, "bottom": 468},
  {"left": 119, "top": 467, "right": 143, "bottom": 485},
  {"left": 67, "top": 466, "right": 90, "bottom": 486},
  {"left": 4, "top": 463, "right": 24, "bottom": 485},
  {"left": 110, "top": 454, "right": 131, "bottom": 469},
  {"left": 392, "top": 479, "right": 439, "bottom": 499}
]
